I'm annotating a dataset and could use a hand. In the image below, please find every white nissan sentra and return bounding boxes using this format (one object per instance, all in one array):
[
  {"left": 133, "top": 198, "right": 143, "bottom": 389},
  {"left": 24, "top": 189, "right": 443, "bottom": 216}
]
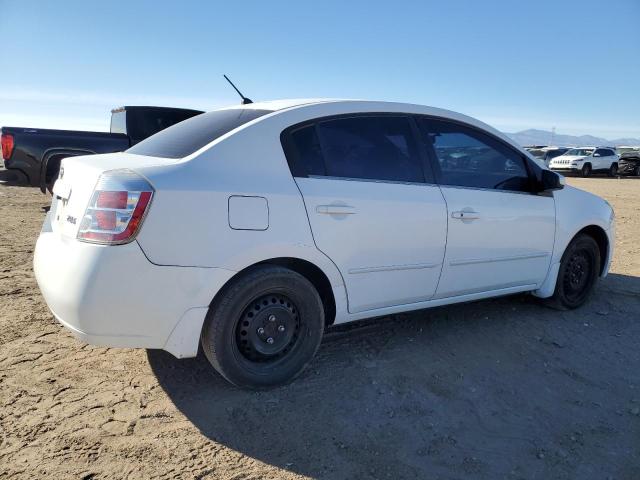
[{"left": 34, "top": 99, "right": 615, "bottom": 389}]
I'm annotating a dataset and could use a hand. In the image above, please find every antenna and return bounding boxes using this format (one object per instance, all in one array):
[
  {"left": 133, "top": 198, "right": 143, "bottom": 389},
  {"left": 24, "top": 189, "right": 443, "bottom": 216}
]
[{"left": 223, "top": 75, "right": 253, "bottom": 104}]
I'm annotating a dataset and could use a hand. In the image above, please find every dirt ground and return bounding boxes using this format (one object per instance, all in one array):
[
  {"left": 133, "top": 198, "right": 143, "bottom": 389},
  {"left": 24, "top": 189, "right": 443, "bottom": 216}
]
[{"left": 0, "top": 173, "right": 639, "bottom": 480}]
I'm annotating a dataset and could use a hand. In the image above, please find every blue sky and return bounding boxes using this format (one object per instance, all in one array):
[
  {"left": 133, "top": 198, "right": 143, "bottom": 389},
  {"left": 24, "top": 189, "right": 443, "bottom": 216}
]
[{"left": 1, "top": 0, "right": 638, "bottom": 138}]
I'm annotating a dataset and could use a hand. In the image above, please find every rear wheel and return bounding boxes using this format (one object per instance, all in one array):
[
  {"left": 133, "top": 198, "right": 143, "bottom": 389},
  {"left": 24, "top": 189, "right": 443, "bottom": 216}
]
[
  {"left": 581, "top": 163, "right": 592, "bottom": 177},
  {"left": 201, "top": 265, "right": 325, "bottom": 389},
  {"left": 546, "top": 234, "right": 600, "bottom": 310},
  {"left": 608, "top": 163, "right": 618, "bottom": 177}
]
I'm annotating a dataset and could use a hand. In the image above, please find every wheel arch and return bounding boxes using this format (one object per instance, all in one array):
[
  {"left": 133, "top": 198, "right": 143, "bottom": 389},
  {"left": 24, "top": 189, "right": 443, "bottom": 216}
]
[
  {"left": 39, "top": 148, "right": 95, "bottom": 192},
  {"left": 533, "top": 222, "right": 610, "bottom": 299},
  {"left": 211, "top": 257, "right": 339, "bottom": 326},
  {"left": 575, "top": 224, "right": 609, "bottom": 276}
]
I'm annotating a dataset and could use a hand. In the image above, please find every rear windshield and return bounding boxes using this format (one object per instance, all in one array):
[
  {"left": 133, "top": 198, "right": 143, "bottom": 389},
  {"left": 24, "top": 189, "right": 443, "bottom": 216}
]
[
  {"left": 127, "top": 108, "right": 271, "bottom": 159},
  {"left": 110, "top": 111, "right": 127, "bottom": 134}
]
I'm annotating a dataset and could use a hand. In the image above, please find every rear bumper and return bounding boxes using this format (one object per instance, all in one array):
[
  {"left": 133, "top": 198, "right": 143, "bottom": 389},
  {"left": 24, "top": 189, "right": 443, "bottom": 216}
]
[{"left": 33, "top": 217, "right": 235, "bottom": 358}]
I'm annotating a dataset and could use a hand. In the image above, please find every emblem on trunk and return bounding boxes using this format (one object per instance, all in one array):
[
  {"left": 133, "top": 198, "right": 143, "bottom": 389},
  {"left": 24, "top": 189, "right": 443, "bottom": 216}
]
[{"left": 66, "top": 215, "right": 76, "bottom": 225}]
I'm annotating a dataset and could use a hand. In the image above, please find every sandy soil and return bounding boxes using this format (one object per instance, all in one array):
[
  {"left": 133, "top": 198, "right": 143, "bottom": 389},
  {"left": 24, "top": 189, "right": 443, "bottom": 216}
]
[{"left": 1, "top": 173, "right": 639, "bottom": 479}]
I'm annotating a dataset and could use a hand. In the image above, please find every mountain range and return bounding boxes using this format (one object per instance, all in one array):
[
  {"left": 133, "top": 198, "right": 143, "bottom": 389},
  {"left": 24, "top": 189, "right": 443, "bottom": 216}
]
[{"left": 506, "top": 129, "right": 640, "bottom": 147}]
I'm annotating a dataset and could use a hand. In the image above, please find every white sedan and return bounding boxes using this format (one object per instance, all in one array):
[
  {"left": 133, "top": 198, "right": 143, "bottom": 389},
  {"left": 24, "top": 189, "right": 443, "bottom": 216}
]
[{"left": 34, "top": 99, "right": 615, "bottom": 388}]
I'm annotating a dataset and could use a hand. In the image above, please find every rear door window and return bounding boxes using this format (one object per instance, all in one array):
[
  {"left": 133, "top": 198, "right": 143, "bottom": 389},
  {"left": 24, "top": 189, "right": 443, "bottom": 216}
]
[
  {"left": 284, "top": 115, "right": 427, "bottom": 183},
  {"left": 417, "top": 118, "right": 532, "bottom": 192},
  {"left": 127, "top": 108, "right": 270, "bottom": 159}
]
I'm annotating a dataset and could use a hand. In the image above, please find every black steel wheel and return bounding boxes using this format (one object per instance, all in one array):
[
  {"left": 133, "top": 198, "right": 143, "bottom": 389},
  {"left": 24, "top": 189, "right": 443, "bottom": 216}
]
[
  {"left": 201, "top": 265, "right": 324, "bottom": 389},
  {"left": 546, "top": 234, "right": 600, "bottom": 310},
  {"left": 236, "top": 293, "right": 301, "bottom": 363}
]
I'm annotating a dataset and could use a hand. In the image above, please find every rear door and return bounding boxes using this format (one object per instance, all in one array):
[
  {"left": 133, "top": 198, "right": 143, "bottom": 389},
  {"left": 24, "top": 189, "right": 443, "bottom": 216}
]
[
  {"left": 283, "top": 115, "right": 448, "bottom": 313},
  {"left": 417, "top": 117, "right": 556, "bottom": 298}
]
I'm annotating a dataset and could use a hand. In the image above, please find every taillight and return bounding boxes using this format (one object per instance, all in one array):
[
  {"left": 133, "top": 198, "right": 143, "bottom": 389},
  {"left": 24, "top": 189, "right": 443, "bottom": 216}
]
[
  {"left": 78, "top": 169, "right": 154, "bottom": 245},
  {"left": 1, "top": 133, "right": 14, "bottom": 160}
]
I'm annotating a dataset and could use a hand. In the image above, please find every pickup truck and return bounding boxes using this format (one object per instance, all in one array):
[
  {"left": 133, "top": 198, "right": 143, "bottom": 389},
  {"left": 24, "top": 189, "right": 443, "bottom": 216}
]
[{"left": 1, "top": 106, "right": 203, "bottom": 192}]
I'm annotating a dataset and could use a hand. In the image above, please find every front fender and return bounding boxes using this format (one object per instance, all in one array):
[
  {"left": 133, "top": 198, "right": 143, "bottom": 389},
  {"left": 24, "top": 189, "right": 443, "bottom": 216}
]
[{"left": 533, "top": 185, "right": 614, "bottom": 298}]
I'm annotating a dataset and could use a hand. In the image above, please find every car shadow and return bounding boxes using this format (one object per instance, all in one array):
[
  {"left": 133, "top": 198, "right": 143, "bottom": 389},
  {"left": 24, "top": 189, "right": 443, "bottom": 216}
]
[{"left": 148, "top": 273, "right": 640, "bottom": 479}]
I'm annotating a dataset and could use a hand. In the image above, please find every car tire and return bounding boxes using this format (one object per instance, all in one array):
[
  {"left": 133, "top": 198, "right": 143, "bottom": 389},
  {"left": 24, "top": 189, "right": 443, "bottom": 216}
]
[
  {"left": 608, "top": 163, "right": 618, "bottom": 177},
  {"left": 201, "top": 265, "right": 325, "bottom": 389},
  {"left": 545, "top": 234, "right": 600, "bottom": 310},
  {"left": 581, "top": 163, "right": 592, "bottom": 177},
  {"left": 635, "top": 164, "right": 640, "bottom": 177}
]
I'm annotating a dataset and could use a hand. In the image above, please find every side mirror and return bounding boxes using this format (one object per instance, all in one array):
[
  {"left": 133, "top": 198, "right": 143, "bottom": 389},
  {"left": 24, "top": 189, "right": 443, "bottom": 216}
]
[
  {"left": 540, "top": 169, "right": 565, "bottom": 191},
  {"left": 593, "top": 153, "right": 601, "bottom": 157}
]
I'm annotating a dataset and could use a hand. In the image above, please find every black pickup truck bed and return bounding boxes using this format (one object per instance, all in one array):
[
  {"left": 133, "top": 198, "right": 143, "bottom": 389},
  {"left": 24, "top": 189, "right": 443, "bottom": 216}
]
[
  {"left": 1, "top": 106, "right": 203, "bottom": 191},
  {"left": 2, "top": 127, "right": 129, "bottom": 188}
]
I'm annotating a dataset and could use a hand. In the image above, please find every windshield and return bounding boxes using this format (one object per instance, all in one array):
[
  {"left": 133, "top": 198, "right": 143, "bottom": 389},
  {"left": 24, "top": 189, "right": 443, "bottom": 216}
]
[
  {"left": 526, "top": 148, "right": 545, "bottom": 159},
  {"left": 545, "top": 150, "right": 567, "bottom": 160},
  {"left": 564, "top": 148, "right": 594, "bottom": 156},
  {"left": 127, "top": 108, "right": 271, "bottom": 159}
]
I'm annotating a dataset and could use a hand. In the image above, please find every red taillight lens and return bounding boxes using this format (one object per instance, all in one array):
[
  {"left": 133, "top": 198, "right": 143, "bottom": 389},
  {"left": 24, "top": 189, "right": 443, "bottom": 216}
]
[
  {"left": 77, "top": 170, "right": 153, "bottom": 245},
  {"left": 96, "top": 191, "right": 128, "bottom": 209},
  {"left": 95, "top": 210, "right": 117, "bottom": 230},
  {"left": 1, "top": 133, "right": 14, "bottom": 160}
]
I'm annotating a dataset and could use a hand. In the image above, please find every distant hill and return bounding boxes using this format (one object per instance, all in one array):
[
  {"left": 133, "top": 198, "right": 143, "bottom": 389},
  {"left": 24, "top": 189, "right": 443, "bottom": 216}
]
[{"left": 506, "top": 129, "right": 640, "bottom": 147}]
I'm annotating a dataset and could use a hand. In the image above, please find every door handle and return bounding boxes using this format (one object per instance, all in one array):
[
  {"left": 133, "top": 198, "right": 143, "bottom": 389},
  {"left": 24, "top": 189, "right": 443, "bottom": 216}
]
[
  {"left": 451, "top": 210, "right": 480, "bottom": 220},
  {"left": 316, "top": 205, "right": 356, "bottom": 215}
]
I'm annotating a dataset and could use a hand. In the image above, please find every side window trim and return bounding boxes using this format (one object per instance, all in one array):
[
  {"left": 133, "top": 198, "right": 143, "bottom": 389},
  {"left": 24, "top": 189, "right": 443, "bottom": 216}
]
[
  {"left": 415, "top": 115, "right": 538, "bottom": 194},
  {"left": 281, "top": 113, "right": 434, "bottom": 184},
  {"left": 408, "top": 115, "right": 437, "bottom": 184}
]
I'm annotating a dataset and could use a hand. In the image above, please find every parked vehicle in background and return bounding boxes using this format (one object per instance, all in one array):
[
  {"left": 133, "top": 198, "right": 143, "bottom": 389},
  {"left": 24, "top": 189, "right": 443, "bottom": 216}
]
[
  {"left": 549, "top": 147, "right": 619, "bottom": 177},
  {"left": 1, "top": 106, "right": 203, "bottom": 192},
  {"left": 525, "top": 146, "right": 570, "bottom": 166},
  {"left": 34, "top": 99, "right": 615, "bottom": 389},
  {"left": 616, "top": 146, "right": 640, "bottom": 176}
]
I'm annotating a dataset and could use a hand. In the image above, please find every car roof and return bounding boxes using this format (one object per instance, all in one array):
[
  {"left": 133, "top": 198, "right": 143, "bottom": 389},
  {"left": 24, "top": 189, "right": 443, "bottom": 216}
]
[
  {"left": 213, "top": 98, "right": 525, "bottom": 157},
  {"left": 219, "top": 98, "right": 342, "bottom": 112}
]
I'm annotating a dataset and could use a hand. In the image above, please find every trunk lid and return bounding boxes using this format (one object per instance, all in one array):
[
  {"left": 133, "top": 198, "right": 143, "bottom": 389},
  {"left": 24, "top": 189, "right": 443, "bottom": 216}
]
[{"left": 49, "top": 152, "right": 171, "bottom": 238}]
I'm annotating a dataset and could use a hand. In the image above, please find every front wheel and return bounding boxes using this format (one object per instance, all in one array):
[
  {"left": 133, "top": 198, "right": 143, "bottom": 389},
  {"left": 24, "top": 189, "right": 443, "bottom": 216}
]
[
  {"left": 635, "top": 164, "right": 640, "bottom": 177},
  {"left": 546, "top": 234, "right": 600, "bottom": 310},
  {"left": 608, "top": 163, "right": 618, "bottom": 177},
  {"left": 581, "top": 163, "right": 592, "bottom": 177},
  {"left": 201, "top": 265, "right": 325, "bottom": 389}
]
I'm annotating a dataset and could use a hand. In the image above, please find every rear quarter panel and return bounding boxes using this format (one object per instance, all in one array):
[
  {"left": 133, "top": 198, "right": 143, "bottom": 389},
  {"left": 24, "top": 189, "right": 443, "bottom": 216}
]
[{"left": 134, "top": 110, "right": 346, "bottom": 290}]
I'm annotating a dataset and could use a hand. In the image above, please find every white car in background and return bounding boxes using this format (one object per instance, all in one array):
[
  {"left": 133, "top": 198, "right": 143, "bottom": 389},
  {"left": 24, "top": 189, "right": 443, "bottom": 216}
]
[
  {"left": 34, "top": 99, "right": 615, "bottom": 389},
  {"left": 549, "top": 147, "right": 619, "bottom": 177}
]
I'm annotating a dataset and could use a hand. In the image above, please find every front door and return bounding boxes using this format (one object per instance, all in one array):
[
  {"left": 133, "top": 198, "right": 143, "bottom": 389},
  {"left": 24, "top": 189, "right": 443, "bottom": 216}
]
[
  {"left": 417, "top": 117, "right": 556, "bottom": 298},
  {"left": 283, "top": 115, "right": 448, "bottom": 313}
]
